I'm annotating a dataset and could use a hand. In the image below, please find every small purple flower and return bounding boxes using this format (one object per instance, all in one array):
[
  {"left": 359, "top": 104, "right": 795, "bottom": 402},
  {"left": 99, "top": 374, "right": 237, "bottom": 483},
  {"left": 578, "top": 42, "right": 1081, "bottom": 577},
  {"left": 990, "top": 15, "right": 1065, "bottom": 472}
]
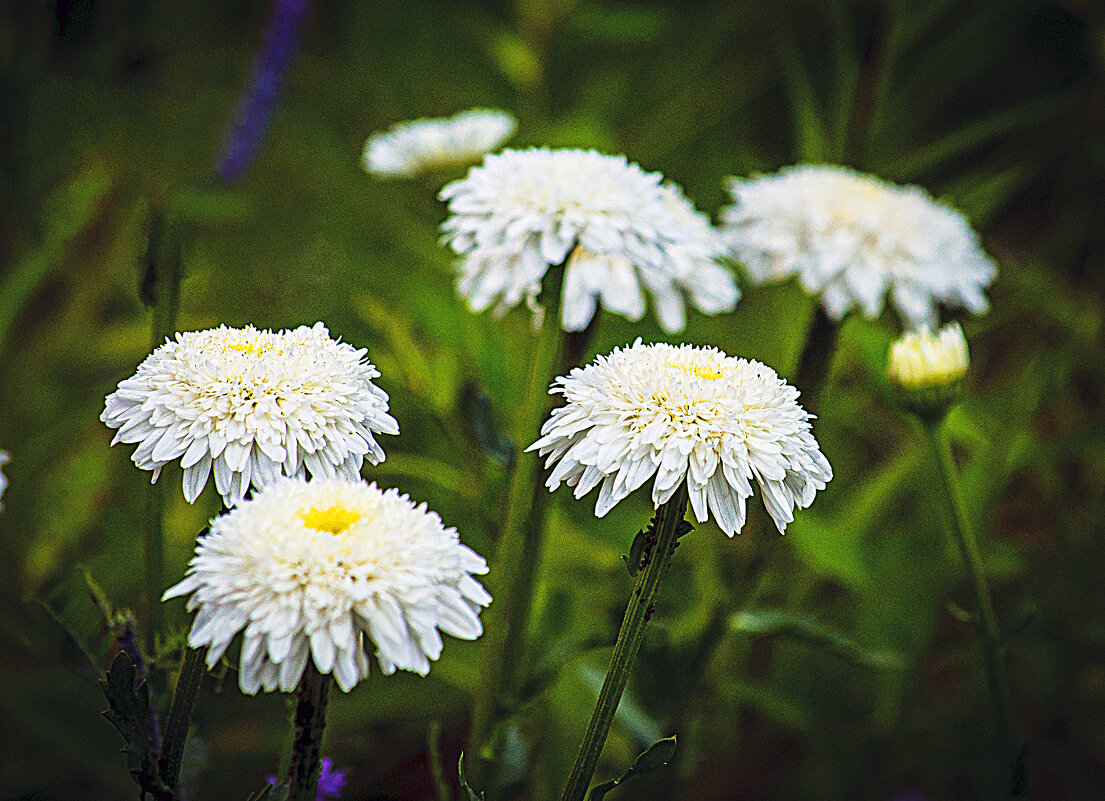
[
  {"left": 266, "top": 757, "right": 346, "bottom": 800},
  {"left": 216, "top": 0, "right": 310, "bottom": 182}
]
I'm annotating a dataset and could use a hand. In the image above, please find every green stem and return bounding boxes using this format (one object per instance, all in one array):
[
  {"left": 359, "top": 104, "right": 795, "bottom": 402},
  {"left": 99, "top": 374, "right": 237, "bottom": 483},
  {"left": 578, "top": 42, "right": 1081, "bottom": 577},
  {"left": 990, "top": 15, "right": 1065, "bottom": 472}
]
[
  {"left": 560, "top": 485, "right": 689, "bottom": 801},
  {"left": 925, "top": 421, "right": 1015, "bottom": 773},
  {"left": 792, "top": 306, "right": 839, "bottom": 414},
  {"left": 159, "top": 645, "right": 206, "bottom": 792},
  {"left": 287, "top": 663, "right": 333, "bottom": 801},
  {"left": 466, "top": 270, "right": 570, "bottom": 791},
  {"left": 142, "top": 209, "right": 182, "bottom": 658}
]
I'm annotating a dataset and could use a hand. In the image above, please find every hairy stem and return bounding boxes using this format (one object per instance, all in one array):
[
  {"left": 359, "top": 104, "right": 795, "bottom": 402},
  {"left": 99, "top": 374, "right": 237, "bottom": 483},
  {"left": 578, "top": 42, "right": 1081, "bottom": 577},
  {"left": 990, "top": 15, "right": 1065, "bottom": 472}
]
[
  {"left": 287, "top": 663, "right": 333, "bottom": 801},
  {"left": 560, "top": 484, "right": 689, "bottom": 801},
  {"left": 159, "top": 646, "right": 205, "bottom": 792},
  {"left": 925, "top": 421, "right": 1015, "bottom": 779}
]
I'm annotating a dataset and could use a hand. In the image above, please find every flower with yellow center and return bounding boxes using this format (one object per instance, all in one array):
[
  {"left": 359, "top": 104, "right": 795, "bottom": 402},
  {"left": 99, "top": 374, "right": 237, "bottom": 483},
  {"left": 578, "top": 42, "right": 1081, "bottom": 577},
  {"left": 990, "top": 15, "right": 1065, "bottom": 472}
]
[
  {"left": 528, "top": 340, "right": 831, "bottom": 535},
  {"left": 163, "top": 478, "right": 491, "bottom": 694},
  {"left": 720, "top": 164, "right": 995, "bottom": 328},
  {"left": 101, "top": 323, "right": 398, "bottom": 506}
]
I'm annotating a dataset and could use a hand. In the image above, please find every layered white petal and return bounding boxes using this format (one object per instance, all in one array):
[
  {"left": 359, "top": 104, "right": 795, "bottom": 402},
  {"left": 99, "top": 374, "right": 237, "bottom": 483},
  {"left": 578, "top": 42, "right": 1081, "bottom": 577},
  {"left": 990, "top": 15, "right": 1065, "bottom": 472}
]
[
  {"left": 163, "top": 478, "right": 490, "bottom": 695},
  {"left": 101, "top": 323, "right": 398, "bottom": 507},
  {"left": 721, "top": 164, "right": 995, "bottom": 328},
  {"left": 441, "top": 149, "right": 739, "bottom": 333},
  {"left": 528, "top": 340, "right": 831, "bottom": 535}
]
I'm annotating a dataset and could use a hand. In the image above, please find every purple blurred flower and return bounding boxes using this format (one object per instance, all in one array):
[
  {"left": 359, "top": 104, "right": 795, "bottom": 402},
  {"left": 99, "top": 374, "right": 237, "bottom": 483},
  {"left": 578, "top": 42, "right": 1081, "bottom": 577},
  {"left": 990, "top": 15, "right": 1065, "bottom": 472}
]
[
  {"left": 266, "top": 757, "right": 346, "bottom": 800},
  {"left": 215, "top": 0, "right": 310, "bottom": 182}
]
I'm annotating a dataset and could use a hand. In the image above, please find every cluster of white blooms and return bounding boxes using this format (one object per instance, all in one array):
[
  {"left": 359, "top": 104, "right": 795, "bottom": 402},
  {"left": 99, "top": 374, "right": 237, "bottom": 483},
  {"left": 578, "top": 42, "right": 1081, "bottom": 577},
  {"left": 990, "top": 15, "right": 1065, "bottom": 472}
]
[
  {"left": 529, "top": 340, "right": 831, "bottom": 535},
  {"left": 887, "top": 322, "right": 969, "bottom": 390},
  {"left": 163, "top": 478, "right": 490, "bottom": 693},
  {"left": 440, "top": 148, "right": 739, "bottom": 333},
  {"left": 721, "top": 164, "right": 995, "bottom": 329},
  {"left": 102, "top": 323, "right": 397, "bottom": 506},
  {"left": 363, "top": 108, "right": 516, "bottom": 178}
]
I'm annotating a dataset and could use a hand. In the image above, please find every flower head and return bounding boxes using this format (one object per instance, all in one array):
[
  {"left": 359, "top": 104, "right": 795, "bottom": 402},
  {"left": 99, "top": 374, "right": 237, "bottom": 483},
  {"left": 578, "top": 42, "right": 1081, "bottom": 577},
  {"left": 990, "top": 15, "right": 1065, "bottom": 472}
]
[
  {"left": 720, "top": 164, "right": 995, "bottom": 329},
  {"left": 363, "top": 109, "right": 516, "bottom": 178},
  {"left": 528, "top": 340, "right": 831, "bottom": 535},
  {"left": 163, "top": 478, "right": 491, "bottom": 694},
  {"left": 440, "top": 148, "right": 739, "bottom": 333},
  {"left": 887, "top": 323, "right": 968, "bottom": 419},
  {"left": 102, "top": 323, "right": 398, "bottom": 506}
]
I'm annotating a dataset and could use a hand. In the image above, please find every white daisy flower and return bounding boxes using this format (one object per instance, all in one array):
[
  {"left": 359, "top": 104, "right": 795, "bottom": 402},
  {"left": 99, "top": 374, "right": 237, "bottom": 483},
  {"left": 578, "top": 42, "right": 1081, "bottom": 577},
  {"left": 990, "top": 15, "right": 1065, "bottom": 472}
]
[
  {"left": 0, "top": 450, "right": 8, "bottom": 510},
  {"left": 720, "top": 164, "right": 996, "bottom": 329},
  {"left": 362, "top": 108, "right": 516, "bottom": 178},
  {"left": 528, "top": 340, "right": 831, "bottom": 535},
  {"left": 439, "top": 148, "right": 739, "bottom": 334},
  {"left": 102, "top": 322, "right": 398, "bottom": 507},
  {"left": 163, "top": 478, "right": 490, "bottom": 693},
  {"left": 887, "top": 322, "right": 969, "bottom": 390}
]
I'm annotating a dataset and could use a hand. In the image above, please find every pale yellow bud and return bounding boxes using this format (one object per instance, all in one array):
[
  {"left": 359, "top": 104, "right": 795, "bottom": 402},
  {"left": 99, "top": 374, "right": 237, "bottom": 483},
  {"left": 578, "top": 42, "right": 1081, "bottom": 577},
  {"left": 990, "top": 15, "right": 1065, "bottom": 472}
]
[{"left": 887, "top": 323, "right": 969, "bottom": 420}]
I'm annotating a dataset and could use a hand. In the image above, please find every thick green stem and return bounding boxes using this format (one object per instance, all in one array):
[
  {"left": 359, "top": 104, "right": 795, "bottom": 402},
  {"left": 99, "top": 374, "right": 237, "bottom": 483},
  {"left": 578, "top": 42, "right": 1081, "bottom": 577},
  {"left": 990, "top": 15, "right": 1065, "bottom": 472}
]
[
  {"left": 466, "top": 271, "right": 570, "bottom": 790},
  {"left": 792, "top": 306, "right": 838, "bottom": 415},
  {"left": 159, "top": 645, "right": 206, "bottom": 792},
  {"left": 560, "top": 485, "right": 689, "bottom": 801},
  {"left": 925, "top": 421, "right": 1015, "bottom": 773},
  {"left": 142, "top": 209, "right": 182, "bottom": 657},
  {"left": 287, "top": 663, "right": 333, "bottom": 801}
]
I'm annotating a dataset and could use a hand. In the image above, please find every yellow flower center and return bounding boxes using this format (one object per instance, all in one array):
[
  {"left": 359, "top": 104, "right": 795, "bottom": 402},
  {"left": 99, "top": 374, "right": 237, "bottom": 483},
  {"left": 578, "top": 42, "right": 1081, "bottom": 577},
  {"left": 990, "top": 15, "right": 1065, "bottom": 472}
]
[
  {"left": 674, "top": 360, "right": 723, "bottom": 381},
  {"left": 299, "top": 505, "right": 362, "bottom": 535}
]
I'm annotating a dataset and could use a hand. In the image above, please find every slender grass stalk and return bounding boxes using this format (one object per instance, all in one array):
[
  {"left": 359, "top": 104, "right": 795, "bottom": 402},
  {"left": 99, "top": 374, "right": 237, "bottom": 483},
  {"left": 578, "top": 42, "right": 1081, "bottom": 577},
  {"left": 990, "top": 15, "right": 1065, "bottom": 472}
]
[
  {"left": 287, "top": 663, "right": 333, "bottom": 801},
  {"left": 924, "top": 419, "right": 1015, "bottom": 774},
  {"left": 560, "top": 484, "right": 689, "bottom": 801},
  {"left": 141, "top": 210, "right": 182, "bottom": 658},
  {"left": 466, "top": 274, "right": 568, "bottom": 791},
  {"left": 159, "top": 645, "right": 206, "bottom": 792}
]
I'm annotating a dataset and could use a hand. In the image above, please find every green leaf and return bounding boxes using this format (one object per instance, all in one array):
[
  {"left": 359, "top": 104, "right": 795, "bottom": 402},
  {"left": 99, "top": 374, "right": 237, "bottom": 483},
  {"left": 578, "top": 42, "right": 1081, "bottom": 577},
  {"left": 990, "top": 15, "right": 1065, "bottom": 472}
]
[
  {"left": 786, "top": 512, "right": 871, "bottom": 593},
  {"left": 458, "top": 752, "right": 485, "bottom": 801},
  {"left": 100, "top": 652, "right": 174, "bottom": 801},
  {"left": 587, "top": 736, "right": 678, "bottom": 801},
  {"left": 731, "top": 610, "right": 904, "bottom": 670}
]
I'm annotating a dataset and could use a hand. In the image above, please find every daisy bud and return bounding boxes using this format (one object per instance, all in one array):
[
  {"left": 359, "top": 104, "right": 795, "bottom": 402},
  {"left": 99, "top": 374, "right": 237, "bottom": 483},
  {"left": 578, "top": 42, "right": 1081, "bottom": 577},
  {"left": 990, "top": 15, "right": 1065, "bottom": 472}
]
[{"left": 887, "top": 323, "right": 969, "bottom": 420}]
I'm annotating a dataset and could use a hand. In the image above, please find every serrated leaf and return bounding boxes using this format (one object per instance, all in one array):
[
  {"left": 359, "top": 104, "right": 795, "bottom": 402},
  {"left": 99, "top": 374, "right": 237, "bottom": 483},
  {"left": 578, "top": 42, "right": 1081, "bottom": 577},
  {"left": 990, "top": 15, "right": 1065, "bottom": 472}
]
[
  {"left": 100, "top": 652, "right": 173, "bottom": 800},
  {"left": 587, "top": 736, "right": 678, "bottom": 801},
  {"left": 731, "top": 610, "right": 904, "bottom": 670}
]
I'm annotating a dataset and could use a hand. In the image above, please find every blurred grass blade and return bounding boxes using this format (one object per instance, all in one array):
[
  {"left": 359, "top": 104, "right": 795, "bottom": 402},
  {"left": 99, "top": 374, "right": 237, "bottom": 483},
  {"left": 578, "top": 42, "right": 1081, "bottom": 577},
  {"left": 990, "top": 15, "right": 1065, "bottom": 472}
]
[{"left": 731, "top": 609, "right": 904, "bottom": 670}]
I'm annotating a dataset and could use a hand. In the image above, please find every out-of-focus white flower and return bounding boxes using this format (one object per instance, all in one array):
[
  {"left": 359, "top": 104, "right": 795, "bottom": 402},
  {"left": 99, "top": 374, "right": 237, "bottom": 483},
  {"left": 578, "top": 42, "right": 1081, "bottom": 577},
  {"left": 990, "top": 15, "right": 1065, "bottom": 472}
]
[
  {"left": 721, "top": 164, "right": 995, "bottom": 329},
  {"left": 362, "top": 109, "right": 516, "bottom": 178},
  {"left": 102, "top": 323, "right": 398, "bottom": 507},
  {"left": 887, "top": 322, "right": 969, "bottom": 390},
  {"left": 440, "top": 148, "right": 739, "bottom": 334},
  {"left": 163, "top": 477, "right": 491, "bottom": 694},
  {"left": 528, "top": 340, "right": 831, "bottom": 535},
  {"left": 0, "top": 450, "right": 8, "bottom": 510}
]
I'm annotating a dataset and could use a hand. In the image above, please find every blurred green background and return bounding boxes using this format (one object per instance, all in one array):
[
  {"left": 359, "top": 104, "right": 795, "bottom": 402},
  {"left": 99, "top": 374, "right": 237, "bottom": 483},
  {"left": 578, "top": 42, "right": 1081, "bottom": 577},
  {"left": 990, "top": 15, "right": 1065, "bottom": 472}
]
[{"left": 2, "top": 1, "right": 1104, "bottom": 799}]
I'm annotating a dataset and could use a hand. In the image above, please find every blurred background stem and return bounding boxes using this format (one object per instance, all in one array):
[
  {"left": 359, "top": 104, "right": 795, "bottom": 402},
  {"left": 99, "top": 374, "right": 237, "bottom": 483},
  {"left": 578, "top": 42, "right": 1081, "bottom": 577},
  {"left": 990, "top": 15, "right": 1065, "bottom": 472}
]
[
  {"left": 559, "top": 484, "right": 689, "bottom": 801},
  {"left": 139, "top": 209, "right": 181, "bottom": 658},
  {"left": 925, "top": 419, "right": 1016, "bottom": 787}
]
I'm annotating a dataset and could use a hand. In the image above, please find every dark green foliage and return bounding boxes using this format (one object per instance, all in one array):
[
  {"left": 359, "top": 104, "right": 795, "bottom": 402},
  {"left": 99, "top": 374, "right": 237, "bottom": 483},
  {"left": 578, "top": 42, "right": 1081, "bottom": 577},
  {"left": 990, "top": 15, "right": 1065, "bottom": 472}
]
[
  {"left": 587, "top": 736, "right": 677, "bottom": 801},
  {"left": 101, "top": 652, "right": 173, "bottom": 801}
]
